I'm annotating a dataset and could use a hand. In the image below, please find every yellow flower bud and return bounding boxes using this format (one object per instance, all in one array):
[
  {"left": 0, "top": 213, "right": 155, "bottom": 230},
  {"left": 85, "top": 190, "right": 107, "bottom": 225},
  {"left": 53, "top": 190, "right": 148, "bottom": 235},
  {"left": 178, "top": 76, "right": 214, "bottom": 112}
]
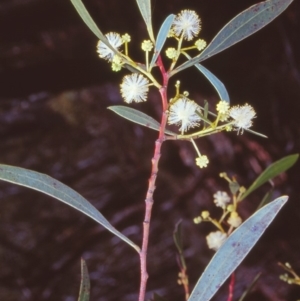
[
  {"left": 141, "top": 40, "right": 153, "bottom": 51},
  {"left": 166, "top": 48, "right": 178, "bottom": 59},
  {"left": 227, "top": 211, "right": 242, "bottom": 228},
  {"left": 201, "top": 210, "right": 210, "bottom": 219}
]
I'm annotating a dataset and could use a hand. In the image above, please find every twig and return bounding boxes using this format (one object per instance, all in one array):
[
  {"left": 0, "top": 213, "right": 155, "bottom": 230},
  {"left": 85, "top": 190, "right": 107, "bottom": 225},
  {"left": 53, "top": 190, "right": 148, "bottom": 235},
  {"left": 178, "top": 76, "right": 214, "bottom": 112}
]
[
  {"left": 227, "top": 272, "right": 235, "bottom": 301},
  {"left": 138, "top": 55, "right": 169, "bottom": 301}
]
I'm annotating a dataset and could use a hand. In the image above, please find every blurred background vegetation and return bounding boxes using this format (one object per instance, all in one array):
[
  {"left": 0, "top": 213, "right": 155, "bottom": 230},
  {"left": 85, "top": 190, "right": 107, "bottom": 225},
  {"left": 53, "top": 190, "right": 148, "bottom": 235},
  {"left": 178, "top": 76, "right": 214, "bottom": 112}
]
[{"left": 0, "top": 0, "right": 299, "bottom": 300}]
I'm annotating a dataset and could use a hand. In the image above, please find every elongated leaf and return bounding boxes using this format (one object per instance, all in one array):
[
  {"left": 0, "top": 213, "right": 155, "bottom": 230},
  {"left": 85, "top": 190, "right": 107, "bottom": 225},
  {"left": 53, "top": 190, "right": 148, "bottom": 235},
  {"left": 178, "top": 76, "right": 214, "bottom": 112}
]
[
  {"left": 182, "top": 52, "right": 229, "bottom": 102},
  {"left": 173, "top": 220, "right": 187, "bottom": 270},
  {"left": 108, "top": 106, "right": 176, "bottom": 136},
  {"left": 0, "top": 165, "right": 140, "bottom": 252},
  {"left": 136, "top": 0, "right": 155, "bottom": 41},
  {"left": 78, "top": 259, "right": 90, "bottom": 301},
  {"left": 123, "top": 63, "right": 144, "bottom": 74},
  {"left": 173, "top": 220, "right": 183, "bottom": 252},
  {"left": 150, "top": 14, "right": 175, "bottom": 69},
  {"left": 238, "top": 272, "right": 261, "bottom": 301},
  {"left": 241, "top": 154, "right": 298, "bottom": 200},
  {"left": 204, "top": 101, "right": 209, "bottom": 120},
  {"left": 188, "top": 196, "right": 288, "bottom": 301},
  {"left": 229, "top": 180, "right": 240, "bottom": 195},
  {"left": 194, "top": 63, "right": 229, "bottom": 102},
  {"left": 171, "top": 0, "right": 293, "bottom": 75},
  {"left": 256, "top": 189, "right": 274, "bottom": 210},
  {"left": 245, "top": 128, "right": 268, "bottom": 139},
  {"left": 70, "top": 0, "right": 114, "bottom": 51}
]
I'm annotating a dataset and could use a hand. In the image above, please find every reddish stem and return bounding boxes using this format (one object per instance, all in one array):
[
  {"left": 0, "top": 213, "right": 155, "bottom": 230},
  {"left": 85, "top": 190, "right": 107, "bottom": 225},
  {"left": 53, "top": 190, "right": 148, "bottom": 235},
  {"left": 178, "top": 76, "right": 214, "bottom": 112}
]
[
  {"left": 180, "top": 267, "right": 190, "bottom": 301},
  {"left": 227, "top": 272, "right": 235, "bottom": 301},
  {"left": 138, "top": 55, "right": 168, "bottom": 301}
]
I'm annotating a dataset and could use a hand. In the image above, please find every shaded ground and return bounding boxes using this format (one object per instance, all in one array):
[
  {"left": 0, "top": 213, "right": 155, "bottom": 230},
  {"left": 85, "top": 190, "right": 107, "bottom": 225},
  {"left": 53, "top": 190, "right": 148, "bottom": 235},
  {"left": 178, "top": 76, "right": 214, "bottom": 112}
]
[{"left": 0, "top": 0, "right": 300, "bottom": 300}]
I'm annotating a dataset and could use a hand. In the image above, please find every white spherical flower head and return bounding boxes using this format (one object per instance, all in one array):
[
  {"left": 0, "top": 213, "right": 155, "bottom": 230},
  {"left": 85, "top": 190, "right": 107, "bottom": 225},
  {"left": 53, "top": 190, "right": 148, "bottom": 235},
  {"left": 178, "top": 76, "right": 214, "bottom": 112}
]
[
  {"left": 97, "top": 32, "right": 123, "bottom": 62},
  {"left": 213, "top": 191, "right": 230, "bottom": 208},
  {"left": 172, "top": 10, "right": 201, "bottom": 41},
  {"left": 206, "top": 231, "right": 227, "bottom": 251},
  {"left": 120, "top": 73, "right": 149, "bottom": 103},
  {"left": 229, "top": 103, "right": 256, "bottom": 134},
  {"left": 168, "top": 97, "right": 201, "bottom": 133}
]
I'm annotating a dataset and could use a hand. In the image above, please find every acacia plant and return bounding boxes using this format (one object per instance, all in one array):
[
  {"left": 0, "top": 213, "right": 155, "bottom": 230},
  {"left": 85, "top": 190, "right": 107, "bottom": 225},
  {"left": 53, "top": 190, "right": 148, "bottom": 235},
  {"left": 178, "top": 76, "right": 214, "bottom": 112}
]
[{"left": 0, "top": 0, "right": 298, "bottom": 300}]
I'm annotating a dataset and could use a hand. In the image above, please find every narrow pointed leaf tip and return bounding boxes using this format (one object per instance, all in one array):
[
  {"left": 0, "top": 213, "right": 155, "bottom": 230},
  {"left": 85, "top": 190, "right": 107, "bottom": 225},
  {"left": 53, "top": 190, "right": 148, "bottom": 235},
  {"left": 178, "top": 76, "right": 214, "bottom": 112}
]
[
  {"left": 108, "top": 106, "right": 176, "bottom": 136},
  {"left": 69, "top": 0, "right": 114, "bottom": 51},
  {"left": 136, "top": 0, "right": 155, "bottom": 41},
  {"left": 172, "top": 0, "right": 294, "bottom": 75},
  {"left": 183, "top": 52, "right": 229, "bottom": 102},
  {"left": 188, "top": 196, "right": 288, "bottom": 301},
  {"left": 195, "top": 63, "right": 229, "bottom": 102},
  {"left": 241, "top": 154, "right": 299, "bottom": 200},
  {"left": 0, "top": 165, "right": 140, "bottom": 252},
  {"left": 150, "top": 14, "right": 175, "bottom": 69}
]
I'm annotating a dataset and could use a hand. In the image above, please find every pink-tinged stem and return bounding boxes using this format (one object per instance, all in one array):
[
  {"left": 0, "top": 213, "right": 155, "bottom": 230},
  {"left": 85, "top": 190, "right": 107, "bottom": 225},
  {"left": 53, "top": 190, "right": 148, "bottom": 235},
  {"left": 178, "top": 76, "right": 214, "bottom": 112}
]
[
  {"left": 138, "top": 55, "right": 168, "bottom": 301},
  {"left": 227, "top": 273, "right": 235, "bottom": 301}
]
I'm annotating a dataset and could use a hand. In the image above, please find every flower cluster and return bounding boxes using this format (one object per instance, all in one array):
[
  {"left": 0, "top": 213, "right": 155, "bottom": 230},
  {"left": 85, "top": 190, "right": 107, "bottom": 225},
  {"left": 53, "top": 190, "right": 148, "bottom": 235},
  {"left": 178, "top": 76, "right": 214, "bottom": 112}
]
[
  {"left": 165, "top": 10, "right": 206, "bottom": 70},
  {"left": 194, "top": 173, "right": 246, "bottom": 251},
  {"left": 96, "top": 29, "right": 157, "bottom": 103},
  {"left": 168, "top": 98, "right": 256, "bottom": 136},
  {"left": 96, "top": 32, "right": 133, "bottom": 72},
  {"left": 166, "top": 95, "right": 257, "bottom": 169},
  {"left": 95, "top": 15, "right": 258, "bottom": 174},
  {"left": 279, "top": 262, "right": 300, "bottom": 286}
]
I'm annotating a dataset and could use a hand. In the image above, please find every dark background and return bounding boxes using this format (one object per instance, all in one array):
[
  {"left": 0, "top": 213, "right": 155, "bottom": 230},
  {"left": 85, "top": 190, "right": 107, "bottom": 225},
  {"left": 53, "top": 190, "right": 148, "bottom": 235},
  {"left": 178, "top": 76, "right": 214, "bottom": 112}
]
[{"left": 0, "top": 0, "right": 299, "bottom": 300}]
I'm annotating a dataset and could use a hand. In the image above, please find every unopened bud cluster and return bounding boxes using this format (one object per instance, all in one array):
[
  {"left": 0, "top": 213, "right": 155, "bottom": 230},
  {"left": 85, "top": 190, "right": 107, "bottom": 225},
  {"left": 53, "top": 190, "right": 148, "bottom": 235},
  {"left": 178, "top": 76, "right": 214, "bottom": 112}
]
[{"left": 278, "top": 262, "right": 300, "bottom": 286}]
